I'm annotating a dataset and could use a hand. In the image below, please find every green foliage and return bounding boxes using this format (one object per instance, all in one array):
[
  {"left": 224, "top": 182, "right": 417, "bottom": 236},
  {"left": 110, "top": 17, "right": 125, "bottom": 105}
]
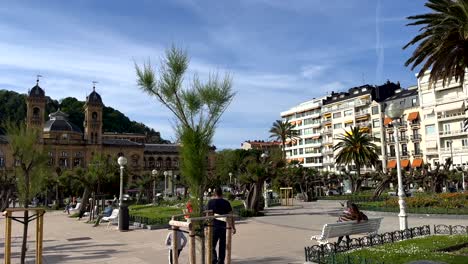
[
  {"left": 136, "top": 46, "right": 235, "bottom": 215},
  {"left": 269, "top": 120, "right": 298, "bottom": 158},
  {"left": 5, "top": 122, "right": 49, "bottom": 206},
  {"left": 0, "top": 90, "right": 169, "bottom": 143},
  {"left": 345, "top": 235, "right": 468, "bottom": 264},
  {"left": 333, "top": 127, "right": 380, "bottom": 192},
  {"left": 403, "top": 0, "right": 468, "bottom": 87}
]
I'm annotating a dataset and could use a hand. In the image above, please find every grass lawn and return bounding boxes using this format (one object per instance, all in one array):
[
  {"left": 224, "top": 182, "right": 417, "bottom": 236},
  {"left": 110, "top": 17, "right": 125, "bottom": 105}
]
[
  {"left": 129, "top": 200, "right": 245, "bottom": 223},
  {"left": 344, "top": 235, "right": 468, "bottom": 264}
]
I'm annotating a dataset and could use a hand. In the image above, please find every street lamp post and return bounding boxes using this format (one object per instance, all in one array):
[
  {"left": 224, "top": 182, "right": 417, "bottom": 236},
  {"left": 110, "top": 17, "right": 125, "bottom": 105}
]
[
  {"left": 152, "top": 169, "right": 158, "bottom": 204},
  {"left": 386, "top": 103, "right": 408, "bottom": 230},
  {"left": 229, "top": 172, "right": 233, "bottom": 185},
  {"left": 261, "top": 153, "right": 269, "bottom": 208},
  {"left": 117, "top": 156, "right": 128, "bottom": 231},
  {"left": 163, "top": 171, "right": 168, "bottom": 198}
]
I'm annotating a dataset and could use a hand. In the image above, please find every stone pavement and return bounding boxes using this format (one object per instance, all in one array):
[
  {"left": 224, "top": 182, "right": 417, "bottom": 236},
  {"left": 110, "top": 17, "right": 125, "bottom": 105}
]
[{"left": 1, "top": 200, "right": 467, "bottom": 264}]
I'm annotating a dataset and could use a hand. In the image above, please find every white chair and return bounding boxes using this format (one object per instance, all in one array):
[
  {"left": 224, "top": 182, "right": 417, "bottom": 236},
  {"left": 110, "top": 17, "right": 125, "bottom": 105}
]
[
  {"left": 101, "top": 209, "right": 119, "bottom": 229},
  {"left": 68, "top": 203, "right": 82, "bottom": 214}
]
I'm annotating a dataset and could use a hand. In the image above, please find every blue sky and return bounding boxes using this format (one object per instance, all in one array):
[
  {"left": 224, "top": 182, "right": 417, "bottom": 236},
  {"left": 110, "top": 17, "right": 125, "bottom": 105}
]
[{"left": 0, "top": 0, "right": 426, "bottom": 149}]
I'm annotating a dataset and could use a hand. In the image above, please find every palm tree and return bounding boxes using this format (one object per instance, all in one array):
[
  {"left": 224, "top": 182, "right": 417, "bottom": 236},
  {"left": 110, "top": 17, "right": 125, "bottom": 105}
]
[
  {"left": 269, "top": 120, "right": 297, "bottom": 158},
  {"left": 403, "top": 0, "right": 468, "bottom": 87},
  {"left": 333, "top": 127, "right": 380, "bottom": 193}
]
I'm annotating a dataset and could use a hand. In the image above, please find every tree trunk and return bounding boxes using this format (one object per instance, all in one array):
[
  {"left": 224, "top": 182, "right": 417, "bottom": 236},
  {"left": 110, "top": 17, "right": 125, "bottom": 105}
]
[
  {"left": 20, "top": 173, "right": 30, "bottom": 264},
  {"left": 79, "top": 187, "right": 91, "bottom": 218},
  {"left": 353, "top": 166, "right": 361, "bottom": 193},
  {"left": 245, "top": 181, "right": 263, "bottom": 212}
]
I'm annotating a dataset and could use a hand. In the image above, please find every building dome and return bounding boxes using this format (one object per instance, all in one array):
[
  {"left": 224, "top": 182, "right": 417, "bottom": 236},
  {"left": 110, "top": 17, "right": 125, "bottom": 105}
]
[
  {"left": 43, "top": 109, "right": 82, "bottom": 133},
  {"left": 29, "top": 84, "right": 45, "bottom": 97},
  {"left": 86, "top": 89, "right": 103, "bottom": 105}
]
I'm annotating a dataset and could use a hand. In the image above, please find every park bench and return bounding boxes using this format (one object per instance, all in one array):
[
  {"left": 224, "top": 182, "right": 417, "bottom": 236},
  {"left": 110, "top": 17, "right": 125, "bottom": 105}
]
[
  {"left": 311, "top": 217, "right": 383, "bottom": 245},
  {"left": 101, "top": 209, "right": 119, "bottom": 229}
]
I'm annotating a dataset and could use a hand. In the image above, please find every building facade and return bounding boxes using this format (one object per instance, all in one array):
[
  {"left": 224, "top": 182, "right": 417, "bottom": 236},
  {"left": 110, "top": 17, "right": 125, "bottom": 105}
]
[
  {"left": 280, "top": 81, "right": 401, "bottom": 172},
  {"left": 417, "top": 71, "right": 468, "bottom": 168},
  {"left": 241, "top": 140, "right": 281, "bottom": 151},
  {"left": 382, "top": 86, "right": 424, "bottom": 171},
  {"left": 0, "top": 81, "right": 181, "bottom": 193}
]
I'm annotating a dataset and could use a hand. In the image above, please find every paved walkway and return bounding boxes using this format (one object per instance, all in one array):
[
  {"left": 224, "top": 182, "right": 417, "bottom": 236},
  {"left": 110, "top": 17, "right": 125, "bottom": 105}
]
[{"left": 1, "top": 201, "right": 468, "bottom": 264}]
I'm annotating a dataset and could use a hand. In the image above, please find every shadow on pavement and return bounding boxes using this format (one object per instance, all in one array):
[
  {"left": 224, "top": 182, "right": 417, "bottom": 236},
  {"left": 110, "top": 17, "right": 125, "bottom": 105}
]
[{"left": 234, "top": 256, "right": 300, "bottom": 264}]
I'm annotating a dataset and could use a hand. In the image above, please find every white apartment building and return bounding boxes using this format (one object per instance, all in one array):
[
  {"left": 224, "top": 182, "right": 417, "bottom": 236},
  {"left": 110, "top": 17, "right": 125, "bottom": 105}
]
[
  {"left": 281, "top": 97, "right": 325, "bottom": 169},
  {"left": 417, "top": 71, "right": 468, "bottom": 168},
  {"left": 381, "top": 86, "right": 424, "bottom": 171},
  {"left": 280, "top": 81, "right": 401, "bottom": 172}
]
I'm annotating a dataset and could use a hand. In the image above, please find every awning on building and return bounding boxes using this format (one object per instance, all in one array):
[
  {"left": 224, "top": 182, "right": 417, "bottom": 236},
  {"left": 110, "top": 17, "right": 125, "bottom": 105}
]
[
  {"left": 384, "top": 117, "right": 393, "bottom": 126},
  {"left": 436, "top": 101, "right": 464, "bottom": 112},
  {"left": 356, "top": 115, "right": 369, "bottom": 121},
  {"left": 412, "top": 159, "right": 423, "bottom": 168},
  {"left": 324, "top": 113, "right": 332, "bottom": 118},
  {"left": 296, "top": 120, "right": 302, "bottom": 125},
  {"left": 312, "top": 136, "right": 321, "bottom": 139},
  {"left": 387, "top": 160, "right": 396, "bottom": 169},
  {"left": 359, "top": 127, "right": 370, "bottom": 132},
  {"left": 401, "top": 159, "right": 410, "bottom": 168},
  {"left": 407, "top": 112, "right": 419, "bottom": 121},
  {"left": 344, "top": 119, "right": 354, "bottom": 124}
]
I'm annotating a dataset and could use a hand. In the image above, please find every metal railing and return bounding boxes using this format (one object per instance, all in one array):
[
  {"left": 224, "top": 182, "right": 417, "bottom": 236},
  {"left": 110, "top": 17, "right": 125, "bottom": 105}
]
[
  {"left": 437, "top": 111, "right": 465, "bottom": 120},
  {"left": 304, "top": 225, "right": 431, "bottom": 263},
  {"left": 439, "top": 130, "right": 468, "bottom": 137},
  {"left": 411, "top": 150, "right": 423, "bottom": 157},
  {"left": 410, "top": 134, "right": 421, "bottom": 141}
]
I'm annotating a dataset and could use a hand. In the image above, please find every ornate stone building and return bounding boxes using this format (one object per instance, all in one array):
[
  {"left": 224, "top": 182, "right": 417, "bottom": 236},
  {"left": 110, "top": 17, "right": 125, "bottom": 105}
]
[{"left": 0, "top": 81, "right": 181, "bottom": 192}]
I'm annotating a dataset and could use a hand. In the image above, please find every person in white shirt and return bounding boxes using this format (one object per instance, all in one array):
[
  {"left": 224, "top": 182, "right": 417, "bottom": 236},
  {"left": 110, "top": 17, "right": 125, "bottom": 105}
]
[{"left": 165, "top": 229, "right": 187, "bottom": 264}]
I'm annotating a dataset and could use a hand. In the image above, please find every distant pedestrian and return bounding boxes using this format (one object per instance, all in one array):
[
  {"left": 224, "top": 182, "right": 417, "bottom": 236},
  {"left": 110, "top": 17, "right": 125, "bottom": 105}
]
[
  {"left": 165, "top": 229, "right": 187, "bottom": 264},
  {"left": 207, "top": 187, "right": 236, "bottom": 264}
]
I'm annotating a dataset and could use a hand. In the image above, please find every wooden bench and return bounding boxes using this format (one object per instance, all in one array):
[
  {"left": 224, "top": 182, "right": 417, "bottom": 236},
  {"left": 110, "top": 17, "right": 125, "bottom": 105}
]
[{"left": 311, "top": 218, "right": 383, "bottom": 245}]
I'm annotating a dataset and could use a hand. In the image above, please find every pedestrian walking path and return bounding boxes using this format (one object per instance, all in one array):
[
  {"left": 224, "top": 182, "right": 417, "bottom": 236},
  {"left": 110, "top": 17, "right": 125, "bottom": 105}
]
[{"left": 1, "top": 201, "right": 467, "bottom": 263}]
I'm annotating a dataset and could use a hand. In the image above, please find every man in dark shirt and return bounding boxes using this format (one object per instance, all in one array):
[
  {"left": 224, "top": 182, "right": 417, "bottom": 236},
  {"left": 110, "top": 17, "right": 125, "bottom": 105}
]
[{"left": 207, "top": 187, "right": 236, "bottom": 264}]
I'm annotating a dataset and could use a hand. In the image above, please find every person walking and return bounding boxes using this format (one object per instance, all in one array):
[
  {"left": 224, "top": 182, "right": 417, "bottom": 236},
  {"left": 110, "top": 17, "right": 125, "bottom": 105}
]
[
  {"left": 207, "top": 187, "right": 236, "bottom": 264},
  {"left": 165, "top": 229, "right": 187, "bottom": 264}
]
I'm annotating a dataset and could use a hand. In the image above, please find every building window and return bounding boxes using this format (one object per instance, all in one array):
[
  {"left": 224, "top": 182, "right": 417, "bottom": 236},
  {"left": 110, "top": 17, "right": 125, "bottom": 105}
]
[
  {"left": 293, "top": 149, "right": 297, "bottom": 155},
  {"left": 173, "top": 159, "right": 179, "bottom": 168},
  {"left": 344, "top": 110, "right": 353, "bottom": 116},
  {"left": 0, "top": 156, "right": 4, "bottom": 167},
  {"left": 401, "top": 144, "right": 408, "bottom": 156},
  {"left": 389, "top": 146, "right": 395, "bottom": 157},
  {"left": 462, "top": 139, "right": 468, "bottom": 147},
  {"left": 334, "top": 123, "right": 342, "bottom": 129},
  {"left": 59, "top": 158, "right": 68, "bottom": 168},
  {"left": 333, "top": 112, "right": 342, "bottom": 118},
  {"left": 303, "top": 128, "right": 313, "bottom": 135},
  {"left": 75, "top": 152, "right": 82, "bottom": 157},
  {"left": 156, "top": 158, "right": 162, "bottom": 168},
  {"left": 299, "top": 148, "right": 303, "bottom": 155},
  {"left": 443, "top": 124, "right": 451, "bottom": 133},
  {"left": 73, "top": 158, "right": 82, "bottom": 167},
  {"left": 412, "top": 98, "right": 417, "bottom": 107},
  {"left": 372, "top": 106, "right": 379, "bottom": 115},
  {"left": 345, "top": 122, "right": 353, "bottom": 128},
  {"left": 425, "top": 124, "right": 435, "bottom": 135},
  {"left": 61, "top": 151, "right": 68, "bottom": 157},
  {"left": 400, "top": 99, "right": 405, "bottom": 106},
  {"left": 372, "top": 119, "right": 380, "bottom": 128},
  {"left": 414, "top": 143, "right": 421, "bottom": 154}
]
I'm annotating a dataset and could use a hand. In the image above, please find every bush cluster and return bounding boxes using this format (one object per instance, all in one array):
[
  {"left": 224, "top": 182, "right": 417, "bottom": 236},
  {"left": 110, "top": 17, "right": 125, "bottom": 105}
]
[{"left": 383, "top": 192, "right": 468, "bottom": 209}]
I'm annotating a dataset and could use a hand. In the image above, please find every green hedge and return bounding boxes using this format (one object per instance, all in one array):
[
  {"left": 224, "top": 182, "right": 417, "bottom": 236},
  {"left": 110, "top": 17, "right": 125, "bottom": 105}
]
[
  {"left": 358, "top": 203, "right": 468, "bottom": 215},
  {"left": 317, "top": 194, "right": 389, "bottom": 202}
]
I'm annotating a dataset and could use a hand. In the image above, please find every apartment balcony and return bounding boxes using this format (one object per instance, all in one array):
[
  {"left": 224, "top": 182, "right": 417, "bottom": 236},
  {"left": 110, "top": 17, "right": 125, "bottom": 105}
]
[
  {"left": 400, "top": 152, "right": 410, "bottom": 159},
  {"left": 308, "top": 142, "right": 322, "bottom": 148},
  {"left": 355, "top": 110, "right": 370, "bottom": 119},
  {"left": 439, "top": 130, "right": 468, "bottom": 137},
  {"left": 356, "top": 121, "right": 371, "bottom": 129},
  {"left": 388, "top": 153, "right": 396, "bottom": 159},
  {"left": 311, "top": 122, "right": 321, "bottom": 128},
  {"left": 323, "top": 128, "right": 333, "bottom": 134},
  {"left": 440, "top": 146, "right": 468, "bottom": 154},
  {"left": 310, "top": 113, "right": 321, "bottom": 119},
  {"left": 437, "top": 111, "right": 466, "bottom": 121},
  {"left": 410, "top": 134, "right": 422, "bottom": 142},
  {"left": 412, "top": 150, "right": 423, "bottom": 158},
  {"left": 306, "top": 152, "right": 323, "bottom": 157},
  {"left": 322, "top": 119, "right": 332, "bottom": 126},
  {"left": 322, "top": 138, "right": 333, "bottom": 145},
  {"left": 323, "top": 160, "right": 334, "bottom": 166},
  {"left": 322, "top": 149, "right": 334, "bottom": 155},
  {"left": 386, "top": 136, "right": 408, "bottom": 144},
  {"left": 355, "top": 99, "right": 371, "bottom": 107},
  {"left": 398, "top": 126, "right": 407, "bottom": 132},
  {"left": 410, "top": 122, "right": 420, "bottom": 129}
]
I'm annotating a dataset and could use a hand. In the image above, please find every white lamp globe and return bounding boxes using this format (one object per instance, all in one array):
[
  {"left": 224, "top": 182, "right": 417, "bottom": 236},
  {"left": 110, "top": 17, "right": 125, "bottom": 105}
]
[
  {"left": 152, "top": 169, "right": 158, "bottom": 176},
  {"left": 385, "top": 102, "right": 404, "bottom": 119},
  {"left": 117, "top": 156, "right": 127, "bottom": 166}
]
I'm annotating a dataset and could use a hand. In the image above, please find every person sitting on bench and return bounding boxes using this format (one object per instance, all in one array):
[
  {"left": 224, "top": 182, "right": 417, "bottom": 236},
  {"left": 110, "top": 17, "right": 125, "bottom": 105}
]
[
  {"left": 93, "top": 201, "right": 114, "bottom": 227},
  {"left": 336, "top": 202, "right": 368, "bottom": 245}
]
